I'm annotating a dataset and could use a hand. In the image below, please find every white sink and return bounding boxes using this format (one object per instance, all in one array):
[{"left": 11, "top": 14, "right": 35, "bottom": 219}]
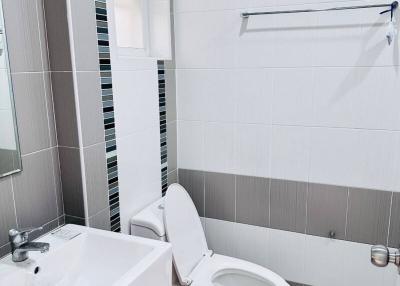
[{"left": 0, "top": 224, "right": 172, "bottom": 286}]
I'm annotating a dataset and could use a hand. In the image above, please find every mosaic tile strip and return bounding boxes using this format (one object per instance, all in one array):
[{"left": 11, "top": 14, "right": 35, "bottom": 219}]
[
  {"left": 95, "top": 0, "right": 120, "bottom": 233},
  {"left": 158, "top": 60, "right": 168, "bottom": 195}
]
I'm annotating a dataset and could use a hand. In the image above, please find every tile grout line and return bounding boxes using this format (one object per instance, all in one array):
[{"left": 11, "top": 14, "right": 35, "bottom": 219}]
[
  {"left": 387, "top": 192, "right": 394, "bottom": 247},
  {"left": 344, "top": 187, "right": 350, "bottom": 239}
]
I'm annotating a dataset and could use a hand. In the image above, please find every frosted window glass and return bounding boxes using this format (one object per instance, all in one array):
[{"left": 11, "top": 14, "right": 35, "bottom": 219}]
[{"left": 114, "top": 0, "right": 144, "bottom": 49}]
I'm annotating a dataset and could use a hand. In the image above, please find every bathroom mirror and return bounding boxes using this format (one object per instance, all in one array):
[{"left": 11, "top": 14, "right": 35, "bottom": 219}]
[{"left": 0, "top": 1, "right": 22, "bottom": 177}]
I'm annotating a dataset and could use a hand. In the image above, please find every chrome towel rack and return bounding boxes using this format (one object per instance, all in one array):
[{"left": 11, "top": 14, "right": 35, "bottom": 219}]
[{"left": 241, "top": 1, "right": 398, "bottom": 18}]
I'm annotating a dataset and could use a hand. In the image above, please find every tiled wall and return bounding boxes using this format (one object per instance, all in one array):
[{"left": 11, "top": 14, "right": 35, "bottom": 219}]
[
  {"left": 44, "top": 0, "right": 110, "bottom": 230},
  {"left": 174, "top": 0, "right": 400, "bottom": 285},
  {"left": 158, "top": 60, "right": 169, "bottom": 194},
  {"left": 107, "top": 0, "right": 163, "bottom": 234},
  {"left": 165, "top": 1, "right": 178, "bottom": 189},
  {"left": 179, "top": 169, "right": 400, "bottom": 247},
  {"left": 0, "top": 0, "right": 64, "bottom": 257},
  {"left": 95, "top": 0, "right": 121, "bottom": 232}
]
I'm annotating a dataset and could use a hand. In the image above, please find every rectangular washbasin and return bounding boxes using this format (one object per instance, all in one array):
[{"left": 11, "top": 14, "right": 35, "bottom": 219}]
[{"left": 0, "top": 224, "right": 172, "bottom": 286}]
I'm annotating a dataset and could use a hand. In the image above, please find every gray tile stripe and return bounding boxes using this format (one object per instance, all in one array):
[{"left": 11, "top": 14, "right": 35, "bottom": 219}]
[
  {"left": 158, "top": 60, "right": 168, "bottom": 195},
  {"left": 94, "top": 0, "right": 120, "bottom": 233},
  {"left": 178, "top": 168, "right": 398, "bottom": 247}
]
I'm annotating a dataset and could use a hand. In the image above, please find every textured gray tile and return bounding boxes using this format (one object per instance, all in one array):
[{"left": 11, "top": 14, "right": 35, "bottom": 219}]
[
  {"left": 179, "top": 169, "right": 205, "bottom": 217},
  {"left": 388, "top": 192, "right": 400, "bottom": 248},
  {"left": 346, "top": 188, "right": 391, "bottom": 245},
  {"left": 36, "top": 0, "right": 50, "bottom": 71},
  {"left": 270, "top": 179, "right": 308, "bottom": 233},
  {"left": 0, "top": 244, "right": 11, "bottom": 259},
  {"left": 58, "top": 215, "right": 66, "bottom": 227},
  {"left": 165, "top": 69, "right": 177, "bottom": 123},
  {"left": 51, "top": 72, "right": 79, "bottom": 147},
  {"left": 205, "top": 172, "right": 235, "bottom": 222},
  {"left": 69, "top": 0, "right": 99, "bottom": 71},
  {"left": 167, "top": 121, "right": 177, "bottom": 172},
  {"left": 236, "top": 175, "right": 269, "bottom": 227},
  {"left": 78, "top": 91, "right": 104, "bottom": 148},
  {"left": 12, "top": 149, "right": 58, "bottom": 229},
  {"left": 43, "top": 0, "right": 72, "bottom": 71},
  {"left": 83, "top": 143, "right": 109, "bottom": 217},
  {"left": 58, "top": 147, "right": 84, "bottom": 218},
  {"left": 89, "top": 208, "right": 111, "bottom": 231},
  {"left": 65, "top": 215, "right": 85, "bottom": 226},
  {"left": 51, "top": 148, "right": 63, "bottom": 217},
  {"left": 12, "top": 73, "right": 51, "bottom": 155},
  {"left": 29, "top": 217, "right": 60, "bottom": 241},
  {"left": 2, "top": 0, "right": 45, "bottom": 72},
  {"left": 44, "top": 72, "right": 57, "bottom": 147},
  {"left": 307, "top": 183, "right": 348, "bottom": 239},
  {"left": 76, "top": 72, "right": 104, "bottom": 147},
  {"left": 168, "top": 170, "right": 178, "bottom": 186},
  {"left": 0, "top": 177, "right": 18, "bottom": 246}
]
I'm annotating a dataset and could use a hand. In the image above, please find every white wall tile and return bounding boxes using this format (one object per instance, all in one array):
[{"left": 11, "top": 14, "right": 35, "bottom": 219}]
[
  {"left": 176, "top": 69, "right": 206, "bottom": 121},
  {"left": 174, "top": 0, "right": 237, "bottom": 13},
  {"left": 270, "top": 125, "right": 311, "bottom": 182},
  {"left": 236, "top": 0, "right": 276, "bottom": 9},
  {"left": 113, "top": 70, "right": 159, "bottom": 137},
  {"left": 234, "top": 123, "right": 270, "bottom": 177},
  {"left": 313, "top": 4, "right": 365, "bottom": 67},
  {"left": 235, "top": 10, "right": 276, "bottom": 68},
  {"left": 304, "top": 235, "right": 390, "bottom": 286},
  {"left": 202, "top": 220, "right": 398, "bottom": 285},
  {"left": 266, "top": 228, "right": 307, "bottom": 283},
  {"left": 314, "top": 67, "right": 400, "bottom": 130},
  {"left": 174, "top": 11, "right": 237, "bottom": 69},
  {"left": 117, "top": 128, "right": 162, "bottom": 233},
  {"left": 273, "top": 6, "right": 318, "bottom": 68},
  {"left": 204, "top": 122, "right": 235, "bottom": 173},
  {"left": 205, "top": 218, "right": 237, "bottom": 256},
  {"left": 310, "top": 128, "right": 400, "bottom": 191},
  {"left": 178, "top": 120, "right": 205, "bottom": 170},
  {"left": 272, "top": 68, "right": 314, "bottom": 126},
  {"left": 234, "top": 69, "right": 273, "bottom": 124},
  {"left": 174, "top": 1, "right": 400, "bottom": 284},
  {"left": 232, "top": 222, "right": 269, "bottom": 267},
  {"left": 177, "top": 69, "right": 235, "bottom": 122},
  {"left": 313, "top": 67, "right": 361, "bottom": 128}
]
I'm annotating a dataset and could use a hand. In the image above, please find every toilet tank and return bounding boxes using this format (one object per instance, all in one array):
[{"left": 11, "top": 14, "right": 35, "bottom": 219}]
[{"left": 130, "top": 197, "right": 166, "bottom": 241}]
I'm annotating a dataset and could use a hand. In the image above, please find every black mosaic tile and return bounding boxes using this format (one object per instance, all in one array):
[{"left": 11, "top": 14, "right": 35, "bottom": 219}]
[{"left": 94, "top": 0, "right": 120, "bottom": 232}]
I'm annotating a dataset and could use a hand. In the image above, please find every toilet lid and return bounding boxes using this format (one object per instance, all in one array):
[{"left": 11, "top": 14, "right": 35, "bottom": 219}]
[{"left": 164, "top": 184, "right": 209, "bottom": 283}]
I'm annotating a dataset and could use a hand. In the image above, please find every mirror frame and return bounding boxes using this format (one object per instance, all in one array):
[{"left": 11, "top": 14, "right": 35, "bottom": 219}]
[{"left": 0, "top": 0, "right": 22, "bottom": 178}]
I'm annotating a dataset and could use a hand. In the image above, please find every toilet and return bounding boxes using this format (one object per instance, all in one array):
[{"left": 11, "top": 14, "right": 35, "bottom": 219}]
[{"left": 131, "top": 183, "right": 289, "bottom": 286}]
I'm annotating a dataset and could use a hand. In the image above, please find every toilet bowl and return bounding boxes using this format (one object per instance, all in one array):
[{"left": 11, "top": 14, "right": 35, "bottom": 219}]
[
  {"left": 165, "top": 183, "right": 289, "bottom": 286},
  {"left": 131, "top": 183, "right": 288, "bottom": 286}
]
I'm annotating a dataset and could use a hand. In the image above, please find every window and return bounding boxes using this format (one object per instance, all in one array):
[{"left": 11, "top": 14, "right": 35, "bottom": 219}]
[{"left": 113, "top": 0, "right": 171, "bottom": 59}]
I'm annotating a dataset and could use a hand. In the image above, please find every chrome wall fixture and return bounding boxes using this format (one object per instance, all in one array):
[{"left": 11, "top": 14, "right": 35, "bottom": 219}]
[
  {"left": 241, "top": 1, "right": 399, "bottom": 45},
  {"left": 241, "top": 1, "right": 398, "bottom": 18},
  {"left": 371, "top": 245, "right": 400, "bottom": 274}
]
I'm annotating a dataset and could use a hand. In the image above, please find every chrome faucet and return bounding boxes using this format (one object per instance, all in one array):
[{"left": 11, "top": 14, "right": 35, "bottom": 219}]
[{"left": 9, "top": 227, "right": 50, "bottom": 262}]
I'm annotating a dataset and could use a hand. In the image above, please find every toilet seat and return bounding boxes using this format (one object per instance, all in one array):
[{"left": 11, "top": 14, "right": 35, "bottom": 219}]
[
  {"left": 164, "top": 184, "right": 289, "bottom": 286},
  {"left": 190, "top": 254, "right": 288, "bottom": 286}
]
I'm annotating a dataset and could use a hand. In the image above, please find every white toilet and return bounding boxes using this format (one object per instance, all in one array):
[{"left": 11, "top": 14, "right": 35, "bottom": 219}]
[{"left": 131, "top": 183, "right": 289, "bottom": 286}]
